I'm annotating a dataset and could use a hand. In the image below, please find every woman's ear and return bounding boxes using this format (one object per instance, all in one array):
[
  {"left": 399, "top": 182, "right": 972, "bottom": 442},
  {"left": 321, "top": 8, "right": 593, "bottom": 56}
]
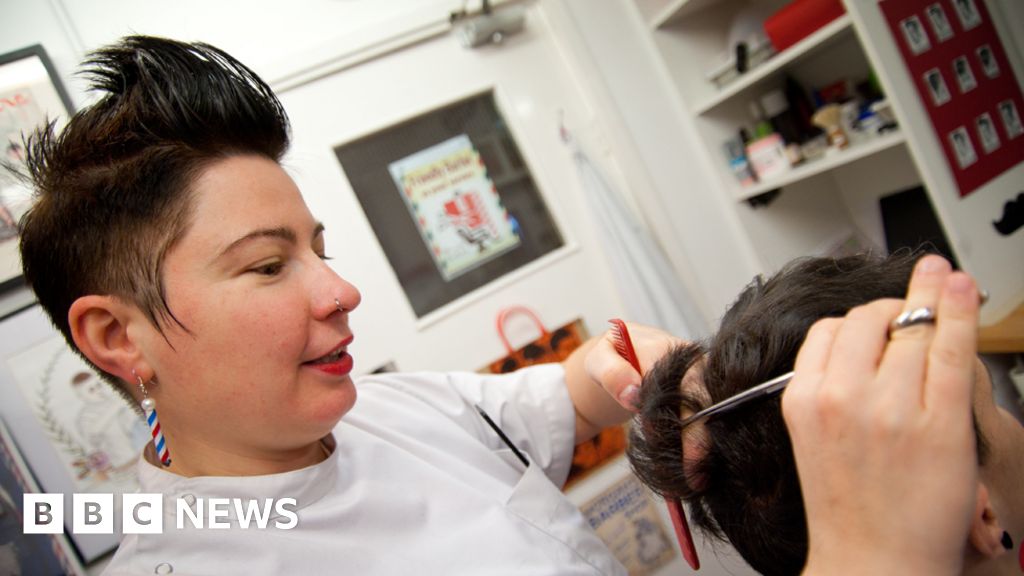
[
  {"left": 968, "top": 483, "right": 1008, "bottom": 559},
  {"left": 68, "top": 295, "right": 149, "bottom": 383}
]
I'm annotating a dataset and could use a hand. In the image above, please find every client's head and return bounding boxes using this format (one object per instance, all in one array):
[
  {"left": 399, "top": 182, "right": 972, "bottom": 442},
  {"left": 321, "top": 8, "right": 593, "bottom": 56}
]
[{"left": 628, "top": 251, "right": 1023, "bottom": 575}]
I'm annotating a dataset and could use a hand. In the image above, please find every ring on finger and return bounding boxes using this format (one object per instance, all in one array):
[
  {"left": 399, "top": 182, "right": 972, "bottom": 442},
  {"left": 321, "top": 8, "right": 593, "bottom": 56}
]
[{"left": 889, "top": 306, "right": 936, "bottom": 335}]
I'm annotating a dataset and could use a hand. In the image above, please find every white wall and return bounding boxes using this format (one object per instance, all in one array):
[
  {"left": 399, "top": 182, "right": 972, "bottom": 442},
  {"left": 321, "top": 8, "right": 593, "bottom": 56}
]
[
  {"left": 273, "top": 14, "right": 630, "bottom": 373},
  {"left": 546, "top": 0, "right": 762, "bottom": 329},
  {"left": 0, "top": 1, "right": 668, "bottom": 375}
]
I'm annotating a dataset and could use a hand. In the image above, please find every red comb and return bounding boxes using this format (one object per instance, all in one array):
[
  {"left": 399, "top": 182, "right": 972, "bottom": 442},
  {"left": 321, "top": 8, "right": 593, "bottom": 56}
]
[
  {"left": 608, "top": 319, "right": 700, "bottom": 570},
  {"left": 667, "top": 497, "right": 700, "bottom": 570},
  {"left": 608, "top": 319, "right": 640, "bottom": 372}
]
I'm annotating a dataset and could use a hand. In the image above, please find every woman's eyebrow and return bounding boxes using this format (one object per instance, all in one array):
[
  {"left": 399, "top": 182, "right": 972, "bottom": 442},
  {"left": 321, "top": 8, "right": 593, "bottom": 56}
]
[
  {"left": 218, "top": 227, "right": 296, "bottom": 259},
  {"left": 214, "top": 221, "right": 324, "bottom": 265}
]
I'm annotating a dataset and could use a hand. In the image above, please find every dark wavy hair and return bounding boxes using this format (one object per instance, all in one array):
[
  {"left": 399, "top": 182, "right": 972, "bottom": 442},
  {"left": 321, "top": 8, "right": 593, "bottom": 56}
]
[
  {"left": 627, "top": 251, "right": 988, "bottom": 575},
  {"left": 14, "top": 36, "right": 290, "bottom": 395}
]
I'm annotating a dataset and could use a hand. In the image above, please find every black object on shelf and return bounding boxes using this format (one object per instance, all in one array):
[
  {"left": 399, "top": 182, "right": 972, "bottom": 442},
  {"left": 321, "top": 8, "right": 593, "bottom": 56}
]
[
  {"left": 746, "top": 188, "right": 782, "bottom": 208},
  {"left": 880, "top": 186, "right": 959, "bottom": 267}
]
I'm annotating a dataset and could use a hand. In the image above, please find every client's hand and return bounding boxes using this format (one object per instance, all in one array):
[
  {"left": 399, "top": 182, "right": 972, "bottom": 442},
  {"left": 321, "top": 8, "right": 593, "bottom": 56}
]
[
  {"left": 585, "top": 321, "right": 681, "bottom": 411},
  {"left": 782, "top": 255, "right": 980, "bottom": 576}
]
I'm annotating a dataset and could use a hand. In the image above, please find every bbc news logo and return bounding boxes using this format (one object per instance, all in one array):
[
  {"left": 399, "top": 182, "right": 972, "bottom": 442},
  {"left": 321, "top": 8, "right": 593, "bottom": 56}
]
[{"left": 23, "top": 494, "right": 298, "bottom": 534}]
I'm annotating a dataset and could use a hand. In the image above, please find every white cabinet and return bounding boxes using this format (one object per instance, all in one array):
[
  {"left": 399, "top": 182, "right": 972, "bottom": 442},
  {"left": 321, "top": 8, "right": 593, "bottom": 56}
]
[{"left": 630, "top": 0, "right": 1023, "bottom": 324}]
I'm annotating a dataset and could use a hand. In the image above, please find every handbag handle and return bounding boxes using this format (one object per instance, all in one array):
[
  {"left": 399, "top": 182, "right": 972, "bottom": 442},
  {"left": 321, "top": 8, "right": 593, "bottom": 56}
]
[{"left": 496, "top": 306, "right": 548, "bottom": 353}]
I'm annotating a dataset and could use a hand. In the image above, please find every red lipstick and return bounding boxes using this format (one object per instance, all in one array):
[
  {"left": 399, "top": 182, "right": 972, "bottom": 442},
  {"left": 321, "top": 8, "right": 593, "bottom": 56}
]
[{"left": 305, "top": 336, "right": 355, "bottom": 376}]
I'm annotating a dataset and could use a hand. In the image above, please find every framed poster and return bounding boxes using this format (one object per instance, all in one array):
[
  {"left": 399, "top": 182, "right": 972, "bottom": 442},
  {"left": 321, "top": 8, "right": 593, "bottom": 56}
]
[
  {"left": 0, "top": 305, "right": 145, "bottom": 562},
  {"left": 334, "top": 91, "right": 564, "bottom": 319},
  {"left": 0, "top": 45, "right": 74, "bottom": 300},
  {"left": 580, "top": 474, "right": 676, "bottom": 576},
  {"left": 387, "top": 134, "right": 521, "bottom": 281},
  {"left": 0, "top": 417, "right": 86, "bottom": 574},
  {"left": 882, "top": 0, "right": 1024, "bottom": 197}
]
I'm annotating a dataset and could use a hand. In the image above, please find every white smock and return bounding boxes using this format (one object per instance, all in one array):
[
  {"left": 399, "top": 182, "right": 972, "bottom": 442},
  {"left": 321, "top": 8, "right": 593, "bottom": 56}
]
[{"left": 102, "top": 364, "right": 627, "bottom": 575}]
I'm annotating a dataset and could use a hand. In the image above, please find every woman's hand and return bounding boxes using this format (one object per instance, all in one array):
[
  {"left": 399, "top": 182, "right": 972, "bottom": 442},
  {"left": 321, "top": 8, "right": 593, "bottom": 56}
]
[
  {"left": 584, "top": 321, "right": 682, "bottom": 411},
  {"left": 782, "top": 255, "right": 980, "bottom": 575}
]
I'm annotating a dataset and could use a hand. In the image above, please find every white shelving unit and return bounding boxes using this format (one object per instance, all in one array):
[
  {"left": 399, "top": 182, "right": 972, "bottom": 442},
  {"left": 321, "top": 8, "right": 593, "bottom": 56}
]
[
  {"left": 650, "top": 0, "right": 718, "bottom": 29},
  {"left": 693, "top": 14, "right": 854, "bottom": 115},
  {"left": 629, "top": 0, "right": 1024, "bottom": 324},
  {"left": 637, "top": 0, "right": 925, "bottom": 271},
  {"left": 737, "top": 129, "right": 905, "bottom": 199}
]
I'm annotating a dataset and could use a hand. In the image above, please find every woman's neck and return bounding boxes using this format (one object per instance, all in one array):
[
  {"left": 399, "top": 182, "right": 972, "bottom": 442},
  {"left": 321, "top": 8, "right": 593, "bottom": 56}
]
[{"left": 146, "top": 436, "right": 329, "bottom": 477}]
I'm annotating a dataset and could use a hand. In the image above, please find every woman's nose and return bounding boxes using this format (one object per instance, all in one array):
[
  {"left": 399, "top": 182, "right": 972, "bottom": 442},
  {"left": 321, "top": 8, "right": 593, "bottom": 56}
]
[
  {"left": 316, "top": 258, "right": 361, "bottom": 315},
  {"left": 333, "top": 276, "right": 361, "bottom": 314}
]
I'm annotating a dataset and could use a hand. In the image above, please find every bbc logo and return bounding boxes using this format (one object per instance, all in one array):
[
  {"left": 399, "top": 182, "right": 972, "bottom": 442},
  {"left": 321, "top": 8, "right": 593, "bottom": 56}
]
[
  {"left": 24, "top": 493, "right": 164, "bottom": 534},
  {"left": 24, "top": 493, "right": 299, "bottom": 533}
]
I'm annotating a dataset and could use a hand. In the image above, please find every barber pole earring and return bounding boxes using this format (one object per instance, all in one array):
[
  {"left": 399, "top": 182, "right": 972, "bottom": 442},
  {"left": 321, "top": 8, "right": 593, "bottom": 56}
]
[{"left": 134, "top": 371, "right": 171, "bottom": 467}]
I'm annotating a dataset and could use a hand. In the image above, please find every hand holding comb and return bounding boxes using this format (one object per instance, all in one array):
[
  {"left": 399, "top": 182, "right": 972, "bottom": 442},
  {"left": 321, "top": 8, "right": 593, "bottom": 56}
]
[{"left": 608, "top": 319, "right": 700, "bottom": 571}]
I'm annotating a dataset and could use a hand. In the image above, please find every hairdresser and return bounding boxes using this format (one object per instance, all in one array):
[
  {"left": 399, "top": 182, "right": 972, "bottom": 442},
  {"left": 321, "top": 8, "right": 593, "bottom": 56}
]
[{"left": 14, "top": 36, "right": 689, "bottom": 575}]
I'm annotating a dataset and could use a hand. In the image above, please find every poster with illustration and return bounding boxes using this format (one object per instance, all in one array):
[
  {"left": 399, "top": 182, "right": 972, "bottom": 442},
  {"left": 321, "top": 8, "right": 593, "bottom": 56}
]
[
  {"left": 336, "top": 91, "right": 564, "bottom": 319},
  {"left": 581, "top": 474, "right": 676, "bottom": 575},
  {"left": 388, "top": 135, "right": 520, "bottom": 281},
  {"left": 0, "top": 306, "right": 140, "bottom": 561},
  {"left": 0, "top": 45, "right": 74, "bottom": 293},
  {"left": 5, "top": 337, "right": 148, "bottom": 495}
]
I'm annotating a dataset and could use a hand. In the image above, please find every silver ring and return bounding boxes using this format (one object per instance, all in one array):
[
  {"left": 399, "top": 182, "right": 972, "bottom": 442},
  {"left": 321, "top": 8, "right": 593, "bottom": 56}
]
[
  {"left": 334, "top": 298, "right": 342, "bottom": 312},
  {"left": 889, "top": 306, "right": 936, "bottom": 333}
]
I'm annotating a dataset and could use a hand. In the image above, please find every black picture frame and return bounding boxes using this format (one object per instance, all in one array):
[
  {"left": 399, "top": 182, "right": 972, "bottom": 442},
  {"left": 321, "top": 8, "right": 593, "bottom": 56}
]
[
  {"left": 0, "top": 45, "right": 75, "bottom": 312},
  {"left": 334, "top": 91, "right": 564, "bottom": 320}
]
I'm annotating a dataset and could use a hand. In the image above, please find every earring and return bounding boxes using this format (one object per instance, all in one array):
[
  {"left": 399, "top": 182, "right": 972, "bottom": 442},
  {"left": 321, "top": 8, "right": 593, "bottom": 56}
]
[{"left": 134, "top": 370, "right": 171, "bottom": 467}]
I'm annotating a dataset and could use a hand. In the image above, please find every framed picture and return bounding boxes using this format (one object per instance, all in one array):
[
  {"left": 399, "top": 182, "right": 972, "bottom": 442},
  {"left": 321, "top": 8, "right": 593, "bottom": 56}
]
[
  {"left": 948, "top": 126, "right": 978, "bottom": 168},
  {"left": 924, "top": 3, "right": 954, "bottom": 42},
  {"left": 975, "top": 112, "right": 1000, "bottom": 154},
  {"left": 899, "top": 15, "right": 931, "bottom": 55},
  {"left": 951, "top": 0, "right": 981, "bottom": 31},
  {"left": 334, "top": 90, "right": 565, "bottom": 320},
  {"left": 0, "top": 45, "right": 75, "bottom": 312},
  {"left": 952, "top": 55, "right": 977, "bottom": 94},
  {"left": 0, "top": 305, "right": 146, "bottom": 563},
  {"left": 999, "top": 99, "right": 1023, "bottom": 139},
  {"left": 923, "top": 68, "right": 951, "bottom": 106},
  {"left": 0, "top": 417, "right": 86, "bottom": 575},
  {"left": 976, "top": 45, "right": 999, "bottom": 79}
]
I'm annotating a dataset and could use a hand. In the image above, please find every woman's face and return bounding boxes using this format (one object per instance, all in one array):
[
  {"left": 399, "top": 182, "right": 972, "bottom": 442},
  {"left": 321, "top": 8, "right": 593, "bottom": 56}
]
[{"left": 137, "top": 155, "right": 361, "bottom": 458}]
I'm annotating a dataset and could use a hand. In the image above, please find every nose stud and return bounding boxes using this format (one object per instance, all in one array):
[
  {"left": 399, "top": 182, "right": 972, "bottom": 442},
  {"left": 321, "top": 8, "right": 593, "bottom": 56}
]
[{"left": 335, "top": 298, "right": 343, "bottom": 313}]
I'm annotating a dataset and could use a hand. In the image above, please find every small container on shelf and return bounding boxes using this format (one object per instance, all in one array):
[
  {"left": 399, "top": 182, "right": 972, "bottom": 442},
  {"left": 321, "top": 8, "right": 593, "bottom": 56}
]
[
  {"left": 704, "top": 34, "right": 775, "bottom": 89},
  {"left": 763, "top": 0, "right": 846, "bottom": 53},
  {"left": 812, "top": 104, "right": 850, "bottom": 150},
  {"left": 745, "top": 133, "right": 791, "bottom": 180},
  {"left": 722, "top": 135, "right": 757, "bottom": 186}
]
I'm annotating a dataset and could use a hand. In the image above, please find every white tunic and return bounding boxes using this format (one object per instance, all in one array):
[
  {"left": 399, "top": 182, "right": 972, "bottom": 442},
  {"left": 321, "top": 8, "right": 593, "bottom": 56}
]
[{"left": 103, "top": 365, "right": 627, "bottom": 575}]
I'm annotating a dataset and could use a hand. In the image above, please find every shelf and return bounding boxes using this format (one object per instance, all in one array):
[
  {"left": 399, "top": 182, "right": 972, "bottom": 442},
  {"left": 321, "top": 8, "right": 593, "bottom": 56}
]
[
  {"left": 650, "top": 0, "right": 718, "bottom": 29},
  {"left": 693, "top": 14, "right": 854, "bottom": 116},
  {"left": 735, "top": 130, "right": 907, "bottom": 200}
]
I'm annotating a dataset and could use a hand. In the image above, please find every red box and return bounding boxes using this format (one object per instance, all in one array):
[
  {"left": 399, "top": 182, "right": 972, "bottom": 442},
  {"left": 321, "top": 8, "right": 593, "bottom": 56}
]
[{"left": 763, "top": 0, "right": 846, "bottom": 53}]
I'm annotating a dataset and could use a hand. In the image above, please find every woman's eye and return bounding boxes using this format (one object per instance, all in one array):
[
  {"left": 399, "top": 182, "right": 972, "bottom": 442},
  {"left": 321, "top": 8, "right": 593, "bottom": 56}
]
[{"left": 251, "top": 262, "right": 284, "bottom": 276}]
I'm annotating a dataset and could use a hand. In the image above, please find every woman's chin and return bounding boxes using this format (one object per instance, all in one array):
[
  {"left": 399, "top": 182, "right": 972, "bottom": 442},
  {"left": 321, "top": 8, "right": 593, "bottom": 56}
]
[{"left": 310, "top": 379, "right": 358, "bottom": 427}]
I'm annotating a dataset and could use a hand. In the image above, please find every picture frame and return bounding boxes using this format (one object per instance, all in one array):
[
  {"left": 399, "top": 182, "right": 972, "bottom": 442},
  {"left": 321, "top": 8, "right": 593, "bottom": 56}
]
[
  {"left": 0, "top": 305, "right": 145, "bottom": 563},
  {"left": 333, "top": 90, "right": 565, "bottom": 321},
  {"left": 0, "top": 45, "right": 75, "bottom": 315},
  {"left": 0, "top": 416, "right": 87, "bottom": 575}
]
